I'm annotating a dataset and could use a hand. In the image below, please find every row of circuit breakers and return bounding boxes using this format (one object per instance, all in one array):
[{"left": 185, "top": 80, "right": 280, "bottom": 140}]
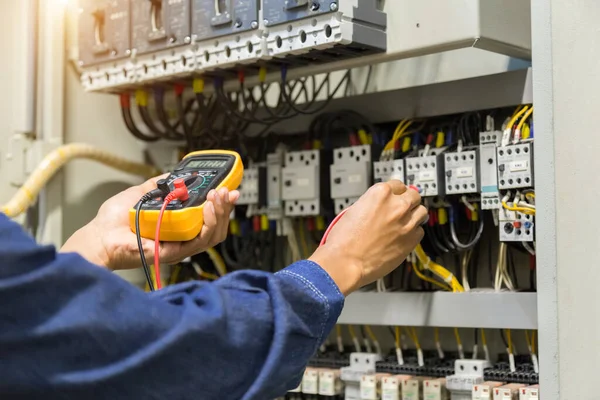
[
  {"left": 238, "top": 132, "right": 535, "bottom": 242},
  {"left": 78, "top": 0, "right": 387, "bottom": 92}
]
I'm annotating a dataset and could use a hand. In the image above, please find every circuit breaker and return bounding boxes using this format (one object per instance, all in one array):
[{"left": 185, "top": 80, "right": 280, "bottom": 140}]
[
  {"left": 497, "top": 142, "right": 534, "bottom": 190},
  {"left": 405, "top": 155, "right": 445, "bottom": 197},
  {"left": 330, "top": 145, "right": 372, "bottom": 214},
  {"left": 191, "top": 0, "right": 262, "bottom": 71},
  {"left": 262, "top": 0, "right": 387, "bottom": 61},
  {"left": 78, "top": 0, "right": 131, "bottom": 67},
  {"left": 373, "top": 160, "right": 405, "bottom": 183},
  {"left": 499, "top": 209, "right": 535, "bottom": 242},
  {"left": 282, "top": 150, "right": 331, "bottom": 216},
  {"left": 479, "top": 131, "right": 502, "bottom": 210},
  {"left": 443, "top": 149, "right": 479, "bottom": 195},
  {"left": 236, "top": 166, "right": 266, "bottom": 206},
  {"left": 131, "top": 0, "right": 191, "bottom": 56}
]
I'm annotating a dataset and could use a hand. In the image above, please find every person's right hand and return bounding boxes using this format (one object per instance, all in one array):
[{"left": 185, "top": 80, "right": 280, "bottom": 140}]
[{"left": 309, "top": 180, "right": 427, "bottom": 296}]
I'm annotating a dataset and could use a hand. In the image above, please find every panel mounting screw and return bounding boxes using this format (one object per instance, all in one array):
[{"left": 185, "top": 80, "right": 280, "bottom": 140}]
[
  {"left": 234, "top": 18, "right": 243, "bottom": 28},
  {"left": 329, "top": 2, "right": 338, "bottom": 11},
  {"left": 184, "top": 36, "right": 191, "bottom": 44},
  {"left": 310, "top": 1, "right": 320, "bottom": 11},
  {"left": 250, "top": 20, "right": 258, "bottom": 29},
  {"left": 263, "top": 19, "right": 269, "bottom": 27}
]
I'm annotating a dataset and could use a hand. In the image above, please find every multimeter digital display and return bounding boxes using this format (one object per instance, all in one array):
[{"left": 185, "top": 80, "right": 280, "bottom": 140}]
[{"left": 129, "top": 150, "right": 244, "bottom": 242}]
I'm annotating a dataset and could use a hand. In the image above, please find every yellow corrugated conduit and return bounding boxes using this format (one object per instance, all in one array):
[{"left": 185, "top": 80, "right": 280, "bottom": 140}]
[{"left": 2, "top": 143, "right": 160, "bottom": 218}]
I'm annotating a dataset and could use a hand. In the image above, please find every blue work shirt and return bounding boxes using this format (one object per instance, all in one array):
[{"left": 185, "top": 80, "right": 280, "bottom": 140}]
[{"left": 0, "top": 214, "right": 345, "bottom": 399}]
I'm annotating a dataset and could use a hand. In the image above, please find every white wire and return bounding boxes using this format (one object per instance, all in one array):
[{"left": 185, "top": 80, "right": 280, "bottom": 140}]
[{"left": 523, "top": 241, "right": 536, "bottom": 256}]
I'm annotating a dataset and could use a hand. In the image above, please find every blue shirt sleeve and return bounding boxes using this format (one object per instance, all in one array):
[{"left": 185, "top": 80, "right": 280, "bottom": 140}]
[{"left": 0, "top": 214, "right": 344, "bottom": 400}]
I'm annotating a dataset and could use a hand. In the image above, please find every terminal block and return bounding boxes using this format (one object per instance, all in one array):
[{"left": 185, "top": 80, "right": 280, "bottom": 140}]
[
  {"left": 497, "top": 142, "right": 534, "bottom": 190},
  {"left": 479, "top": 131, "right": 502, "bottom": 209},
  {"left": 360, "top": 373, "right": 389, "bottom": 400},
  {"left": 282, "top": 150, "right": 332, "bottom": 216},
  {"left": 330, "top": 145, "right": 373, "bottom": 214},
  {"left": 499, "top": 209, "right": 534, "bottom": 242},
  {"left": 131, "top": 0, "right": 191, "bottom": 56},
  {"left": 373, "top": 160, "right": 405, "bottom": 183},
  {"left": 405, "top": 155, "right": 445, "bottom": 197},
  {"left": 78, "top": 0, "right": 131, "bottom": 67},
  {"left": 444, "top": 149, "right": 479, "bottom": 195},
  {"left": 236, "top": 166, "right": 266, "bottom": 206},
  {"left": 262, "top": 0, "right": 387, "bottom": 64}
]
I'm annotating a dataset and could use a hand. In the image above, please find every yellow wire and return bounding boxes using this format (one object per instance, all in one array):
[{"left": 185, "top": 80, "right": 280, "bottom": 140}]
[
  {"left": 169, "top": 264, "right": 182, "bottom": 285},
  {"left": 404, "top": 327, "right": 421, "bottom": 350},
  {"left": 525, "top": 192, "right": 535, "bottom": 200},
  {"left": 394, "top": 327, "right": 401, "bottom": 348},
  {"left": 336, "top": 325, "right": 342, "bottom": 337},
  {"left": 502, "top": 201, "right": 536, "bottom": 216},
  {"left": 365, "top": 326, "right": 378, "bottom": 343},
  {"left": 413, "top": 261, "right": 452, "bottom": 291},
  {"left": 506, "top": 329, "right": 513, "bottom": 353},
  {"left": 481, "top": 329, "right": 487, "bottom": 346},
  {"left": 453, "top": 328, "right": 462, "bottom": 346},
  {"left": 507, "top": 105, "right": 530, "bottom": 129},
  {"left": 525, "top": 330, "right": 531, "bottom": 348},
  {"left": 383, "top": 120, "right": 413, "bottom": 152},
  {"left": 411, "top": 328, "right": 421, "bottom": 350},
  {"left": 434, "top": 328, "right": 440, "bottom": 343},
  {"left": 347, "top": 325, "right": 357, "bottom": 341},
  {"left": 206, "top": 248, "right": 227, "bottom": 276},
  {"left": 516, "top": 107, "right": 534, "bottom": 132},
  {"left": 531, "top": 331, "right": 537, "bottom": 354},
  {"left": 414, "top": 245, "right": 465, "bottom": 292}
]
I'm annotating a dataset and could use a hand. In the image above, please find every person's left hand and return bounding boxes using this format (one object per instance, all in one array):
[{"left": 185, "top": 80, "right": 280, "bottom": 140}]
[{"left": 61, "top": 175, "right": 239, "bottom": 270}]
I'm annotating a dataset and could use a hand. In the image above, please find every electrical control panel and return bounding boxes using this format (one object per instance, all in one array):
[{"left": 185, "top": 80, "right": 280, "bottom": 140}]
[
  {"left": 282, "top": 149, "right": 331, "bottom": 216},
  {"left": 131, "top": 0, "right": 191, "bottom": 56},
  {"left": 373, "top": 159, "right": 405, "bottom": 183},
  {"left": 405, "top": 155, "right": 445, "bottom": 197},
  {"left": 330, "top": 145, "right": 373, "bottom": 214},
  {"left": 236, "top": 166, "right": 266, "bottom": 206},
  {"left": 497, "top": 142, "right": 534, "bottom": 190},
  {"left": 443, "top": 149, "right": 479, "bottom": 195},
  {"left": 192, "top": 0, "right": 259, "bottom": 41},
  {"left": 499, "top": 209, "right": 535, "bottom": 242},
  {"left": 479, "top": 131, "right": 502, "bottom": 210},
  {"left": 78, "top": 0, "right": 131, "bottom": 67}
]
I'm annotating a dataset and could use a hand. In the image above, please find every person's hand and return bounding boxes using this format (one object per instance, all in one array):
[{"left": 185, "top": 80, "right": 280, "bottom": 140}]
[
  {"left": 61, "top": 176, "right": 239, "bottom": 270},
  {"left": 309, "top": 180, "right": 427, "bottom": 295}
]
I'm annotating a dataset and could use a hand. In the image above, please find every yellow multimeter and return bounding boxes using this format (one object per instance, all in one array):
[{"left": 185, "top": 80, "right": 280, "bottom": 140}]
[{"left": 129, "top": 150, "right": 243, "bottom": 242}]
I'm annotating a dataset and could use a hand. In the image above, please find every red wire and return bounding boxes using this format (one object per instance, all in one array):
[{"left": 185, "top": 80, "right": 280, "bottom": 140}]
[
  {"left": 154, "top": 195, "right": 173, "bottom": 290},
  {"left": 320, "top": 209, "right": 348, "bottom": 247}
]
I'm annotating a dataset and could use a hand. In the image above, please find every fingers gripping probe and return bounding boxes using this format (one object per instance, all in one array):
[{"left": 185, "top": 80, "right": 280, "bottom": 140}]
[{"left": 320, "top": 185, "right": 427, "bottom": 246}]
